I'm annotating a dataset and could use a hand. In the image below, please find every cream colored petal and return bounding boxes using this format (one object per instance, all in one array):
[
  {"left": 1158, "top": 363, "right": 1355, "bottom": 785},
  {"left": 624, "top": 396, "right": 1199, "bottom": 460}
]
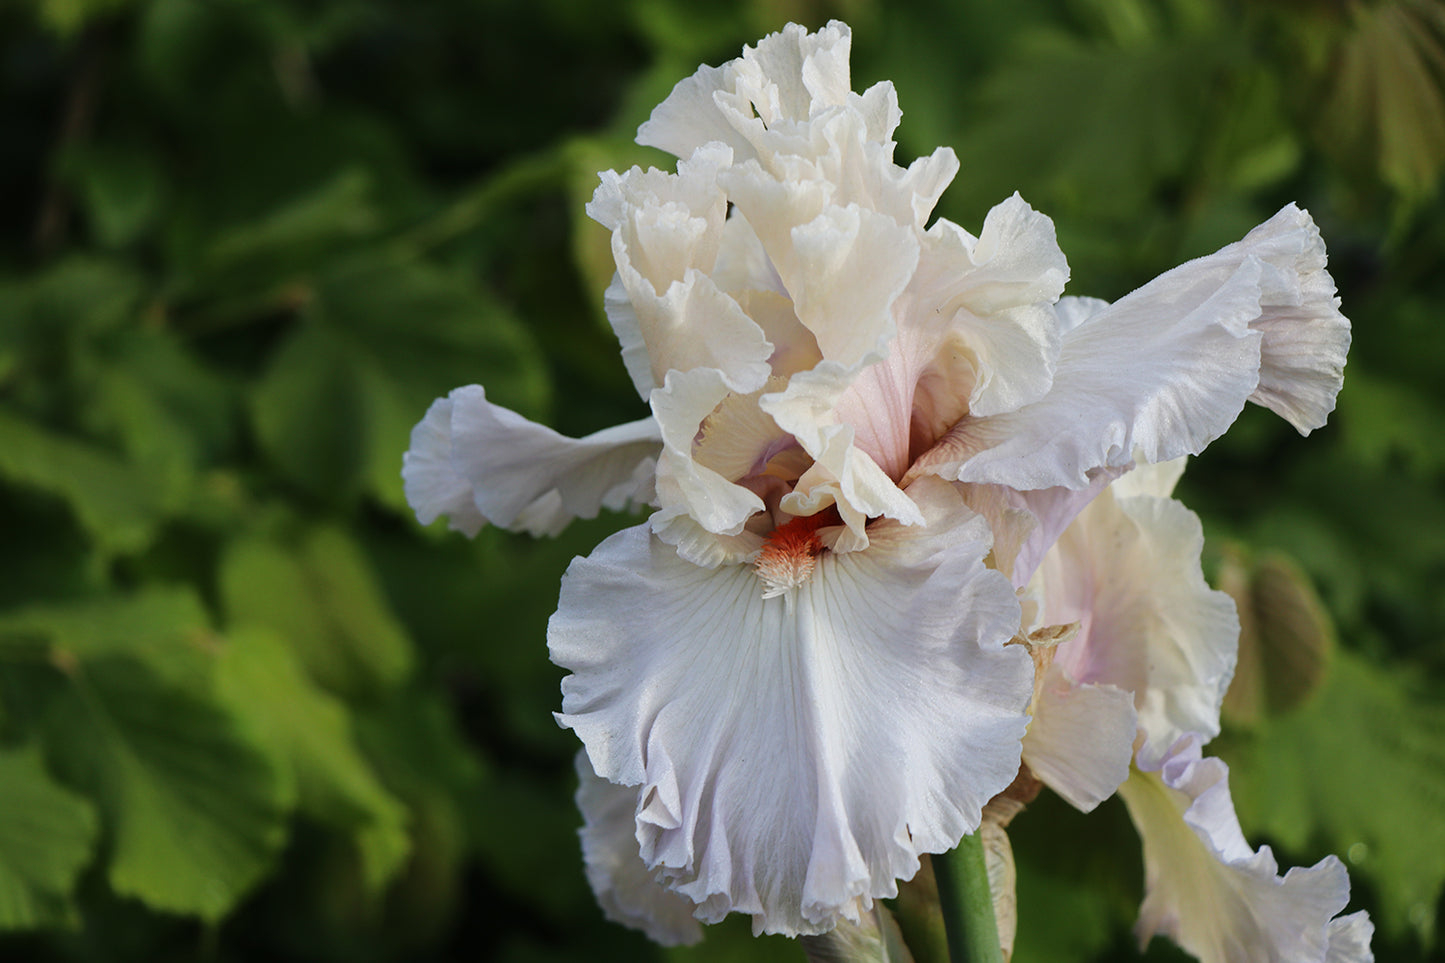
[
  {"left": 762, "top": 360, "right": 923, "bottom": 545},
  {"left": 721, "top": 157, "right": 915, "bottom": 370},
  {"left": 1119, "top": 737, "right": 1358, "bottom": 963},
  {"left": 953, "top": 206, "right": 1348, "bottom": 491},
  {"left": 745, "top": 20, "right": 853, "bottom": 122},
  {"left": 588, "top": 145, "right": 732, "bottom": 290},
  {"left": 910, "top": 196, "right": 1068, "bottom": 418},
  {"left": 948, "top": 471, "right": 1119, "bottom": 590},
  {"left": 650, "top": 367, "right": 767, "bottom": 564},
  {"left": 589, "top": 146, "right": 774, "bottom": 395},
  {"left": 636, "top": 21, "right": 855, "bottom": 164},
  {"left": 1022, "top": 663, "right": 1137, "bottom": 812},
  {"left": 1112, "top": 455, "right": 1188, "bottom": 500},
  {"left": 635, "top": 62, "right": 753, "bottom": 162},
  {"left": 787, "top": 204, "right": 918, "bottom": 367},
  {"left": 1042, "top": 488, "right": 1238, "bottom": 762}
]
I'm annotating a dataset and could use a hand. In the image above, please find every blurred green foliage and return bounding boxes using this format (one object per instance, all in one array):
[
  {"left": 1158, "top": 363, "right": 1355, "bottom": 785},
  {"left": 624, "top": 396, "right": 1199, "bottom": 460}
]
[{"left": 1, "top": 0, "right": 1443, "bottom": 960}]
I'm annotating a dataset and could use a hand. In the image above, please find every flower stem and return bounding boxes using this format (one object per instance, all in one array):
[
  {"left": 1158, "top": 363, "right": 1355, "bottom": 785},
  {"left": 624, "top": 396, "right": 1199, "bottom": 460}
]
[{"left": 932, "top": 833, "right": 1003, "bottom": 963}]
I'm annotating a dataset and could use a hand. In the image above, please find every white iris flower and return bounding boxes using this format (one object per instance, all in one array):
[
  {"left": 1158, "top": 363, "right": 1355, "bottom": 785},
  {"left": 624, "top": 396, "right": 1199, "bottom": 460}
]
[{"left": 404, "top": 20, "right": 1360, "bottom": 951}]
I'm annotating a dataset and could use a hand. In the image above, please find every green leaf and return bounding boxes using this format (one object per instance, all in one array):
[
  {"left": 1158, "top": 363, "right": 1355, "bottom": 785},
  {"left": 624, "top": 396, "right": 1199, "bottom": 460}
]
[
  {"left": 1328, "top": 1, "right": 1445, "bottom": 198},
  {"left": 197, "top": 168, "right": 379, "bottom": 289},
  {"left": 216, "top": 627, "right": 410, "bottom": 891},
  {"left": 32, "top": 0, "right": 138, "bottom": 34},
  {"left": 351, "top": 693, "right": 484, "bottom": 941},
  {"left": 4, "top": 256, "right": 144, "bottom": 342},
  {"left": 0, "top": 587, "right": 214, "bottom": 689},
  {"left": 1219, "top": 651, "right": 1445, "bottom": 943},
  {"left": 0, "top": 745, "right": 99, "bottom": 930},
  {"left": 43, "top": 656, "right": 288, "bottom": 921},
  {"left": 1337, "top": 367, "right": 1445, "bottom": 477},
  {"left": 218, "top": 526, "right": 414, "bottom": 699},
  {"left": 80, "top": 330, "right": 236, "bottom": 508},
  {"left": 250, "top": 256, "right": 550, "bottom": 509},
  {"left": 250, "top": 321, "right": 370, "bottom": 500},
  {"left": 62, "top": 144, "right": 166, "bottom": 248},
  {"left": 1005, "top": 791, "right": 1140, "bottom": 963},
  {"left": 947, "top": 29, "right": 1231, "bottom": 222},
  {"left": 0, "top": 408, "right": 170, "bottom": 555}
]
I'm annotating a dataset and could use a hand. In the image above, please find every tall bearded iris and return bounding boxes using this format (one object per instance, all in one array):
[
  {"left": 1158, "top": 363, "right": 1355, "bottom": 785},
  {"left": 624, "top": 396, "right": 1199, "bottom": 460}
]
[{"left": 404, "top": 20, "right": 1365, "bottom": 954}]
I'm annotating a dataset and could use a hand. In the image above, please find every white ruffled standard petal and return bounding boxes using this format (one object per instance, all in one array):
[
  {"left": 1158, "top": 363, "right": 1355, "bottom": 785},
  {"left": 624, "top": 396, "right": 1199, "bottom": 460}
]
[
  {"left": 951, "top": 205, "right": 1348, "bottom": 491},
  {"left": 637, "top": 21, "right": 856, "bottom": 164},
  {"left": 649, "top": 367, "right": 768, "bottom": 566},
  {"left": 548, "top": 478, "right": 1033, "bottom": 936},
  {"left": 403, "top": 385, "right": 663, "bottom": 538},
  {"left": 1117, "top": 736, "right": 1366, "bottom": 963},
  {"left": 574, "top": 752, "right": 703, "bottom": 947},
  {"left": 1039, "top": 485, "right": 1239, "bottom": 762},
  {"left": 909, "top": 194, "right": 1068, "bottom": 420},
  {"left": 588, "top": 145, "right": 774, "bottom": 397},
  {"left": 760, "top": 360, "right": 924, "bottom": 549}
]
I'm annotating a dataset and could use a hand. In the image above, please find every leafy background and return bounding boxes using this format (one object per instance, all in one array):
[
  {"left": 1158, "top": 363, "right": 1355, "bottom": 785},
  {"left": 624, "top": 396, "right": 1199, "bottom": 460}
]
[{"left": 1, "top": 0, "right": 1443, "bottom": 960}]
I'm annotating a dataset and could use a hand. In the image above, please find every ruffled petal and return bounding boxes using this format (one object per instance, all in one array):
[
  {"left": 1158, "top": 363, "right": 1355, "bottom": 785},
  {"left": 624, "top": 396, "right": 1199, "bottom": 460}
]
[
  {"left": 1118, "top": 736, "right": 1362, "bottom": 963},
  {"left": 549, "top": 478, "right": 1032, "bottom": 936},
  {"left": 402, "top": 392, "right": 488, "bottom": 537},
  {"left": 1006, "top": 471, "right": 1122, "bottom": 588},
  {"left": 952, "top": 206, "right": 1346, "bottom": 491},
  {"left": 761, "top": 361, "right": 924, "bottom": 546},
  {"left": 636, "top": 62, "right": 753, "bottom": 162},
  {"left": 910, "top": 195, "right": 1068, "bottom": 419},
  {"left": 1112, "top": 455, "right": 1188, "bottom": 500},
  {"left": 1326, "top": 912, "right": 1375, "bottom": 963},
  {"left": 720, "top": 159, "right": 917, "bottom": 370},
  {"left": 588, "top": 145, "right": 774, "bottom": 396},
  {"left": 1230, "top": 205, "right": 1350, "bottom": 433},
  {"left": 1040, "top": 484, "right": 1238, "bottom": 762},
  {"left": 788, "top": 203, "right": 919, "bottom": 367},
  {"left": 574, "top": 752, "right": 704, "bottom": 946},
  {"left": 649, "top": 367, "right": 768, "bottom": 564},
  {"left": 636, "top": 21, "right": 855, "bottom": 163},
  {"left": 834, "top": 194, "right": 1066, "bottom": 482},
  {"left": 944, "top": 469, "right": 1121, "bottom": 590},
  {"left": 403, "top": 386, "right": 662, "bottom": 537},
  {"left": 1021, "top": 663, "right": 1136, "bottom": 812},
  {"left": 952, "top": 262, "right": 1264, "bottom": 491}
]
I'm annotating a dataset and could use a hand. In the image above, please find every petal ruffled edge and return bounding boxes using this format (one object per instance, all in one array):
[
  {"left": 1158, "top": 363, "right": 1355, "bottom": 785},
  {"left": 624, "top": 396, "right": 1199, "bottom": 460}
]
[
  {"left": 402, "top": 392, "right": 488, "bottom": 537},
  {"left": 1118, "top": 735, "right": 1368, "bottom": 963},
  {"left": 549, "top": 479, "right": 1032, "bottom": 936},
  {"left": 1042, "top": 486, "right": 1239, "bottom": 763},
  {"left": 951, "top": 205, "right": 1348, "bottom": 492},
  {"left": 574, "top": 752, "right": 704, "bottom": 946},
  {"left": 404, "top": 385, "right": 663, "bottom": 538}
]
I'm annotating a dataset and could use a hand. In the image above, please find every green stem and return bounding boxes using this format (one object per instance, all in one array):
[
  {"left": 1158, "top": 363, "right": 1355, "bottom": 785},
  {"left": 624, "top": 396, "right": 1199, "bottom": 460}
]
[{"left": 932, "top": 833, "right": 1003, "bottom": 963}]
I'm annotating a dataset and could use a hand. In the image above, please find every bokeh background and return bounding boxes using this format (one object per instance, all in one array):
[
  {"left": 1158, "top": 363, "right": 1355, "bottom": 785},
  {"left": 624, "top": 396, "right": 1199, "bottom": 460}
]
[{"left": 2, "top": 0, "right": 1444, "bottom": 960}]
